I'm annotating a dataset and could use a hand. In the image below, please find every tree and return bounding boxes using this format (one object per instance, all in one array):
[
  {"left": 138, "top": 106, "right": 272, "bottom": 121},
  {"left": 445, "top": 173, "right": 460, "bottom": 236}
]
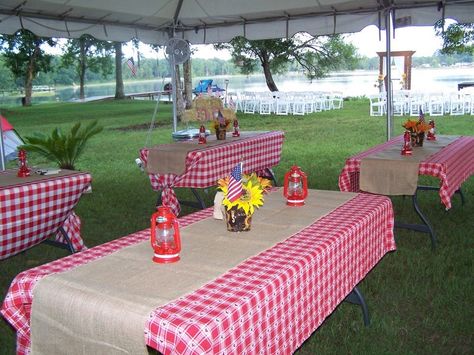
[
  {"left": 435, "top": 21, "right": 474, "bottom": 55},
  {"left": 61, "top": 35, "right": 113, "bottom": 99},
  {"left": 114, "top": 42, "right": 125, "bottom": 99},
  {"left": 183, "top": 58, "right": 193, "bottom": 109},
  {"left": 215, "top": 34, "right": 358, "bottom": 92},
  {"left": 0, "top": 55, "right": 16, "bottom": 91},
  {"left": 0, "top": 29, "right": 55, "bottom": 106}
]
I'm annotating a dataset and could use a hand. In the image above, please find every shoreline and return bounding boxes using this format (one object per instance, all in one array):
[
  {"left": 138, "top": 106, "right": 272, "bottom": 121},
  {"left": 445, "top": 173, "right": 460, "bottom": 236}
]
[{"left": 1, "top": 66, "right": 473, "bottom": 107}]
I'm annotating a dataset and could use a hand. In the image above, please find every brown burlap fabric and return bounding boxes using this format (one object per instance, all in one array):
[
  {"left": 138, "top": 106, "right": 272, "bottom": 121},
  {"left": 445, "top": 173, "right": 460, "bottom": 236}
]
[
  {"left": 145, "top": 131, "right": 267, "bottom": 175},
  {"left": 30, "top": 189, "right": 356, "bottom": 355},
  {"left": 360, "top": 135, "right": 458, "bottom": 195}
]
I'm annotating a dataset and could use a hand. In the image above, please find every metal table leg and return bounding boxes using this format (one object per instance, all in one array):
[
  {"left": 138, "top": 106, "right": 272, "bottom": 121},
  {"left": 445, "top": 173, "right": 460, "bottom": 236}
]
[
  {"left": 394, "top": 185, "right": 466, "bottom": 249},
  {"left": 417, "top": 185, "right": 465, "bottom": 206},
  {"left": 264, "top": 168, "right": 278, "bottom": 186},
  {"left": 394, "top": 188, "right": 437, "bottom": 249},
  {"left": 344, "top": 285, "right": 370, "bottom": 327},
  {"left": 44, "top": 226, "right": 76, "bottom": 253}
]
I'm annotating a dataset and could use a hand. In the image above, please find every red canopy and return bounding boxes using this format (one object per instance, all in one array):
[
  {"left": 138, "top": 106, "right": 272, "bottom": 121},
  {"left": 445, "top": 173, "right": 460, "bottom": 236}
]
[{"left": 1, "top": 116, "right": 14, "bottom": 131}]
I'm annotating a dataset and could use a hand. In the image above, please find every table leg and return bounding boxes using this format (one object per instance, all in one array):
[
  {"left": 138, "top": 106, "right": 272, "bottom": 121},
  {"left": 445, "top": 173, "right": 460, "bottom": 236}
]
[
  {"left": 43, "top": 227, "right": 76, "bottom": 253},
  {"left": 258, "top": 168, "right": 278, "bottom": 186},
  {"left": 394, "top": 189, "right": 437, "bottom": 249},
  {"left": 417, "top": 185, "right": 465, "bottom": 206},
  {"left": 190, "top": 188, "right": 206, "bottom": 209},
  {"left": 344, "top": 285, "right": 370, "bottom": 327}
]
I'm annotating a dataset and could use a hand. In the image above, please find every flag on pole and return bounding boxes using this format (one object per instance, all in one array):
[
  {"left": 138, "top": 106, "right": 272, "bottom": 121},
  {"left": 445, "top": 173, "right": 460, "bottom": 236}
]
[
  {"left": 227, "top": 162, "right": 243, "bottom": 202},
  {"left": 126, "top": 57, "right": 137, "bottom": 76}
]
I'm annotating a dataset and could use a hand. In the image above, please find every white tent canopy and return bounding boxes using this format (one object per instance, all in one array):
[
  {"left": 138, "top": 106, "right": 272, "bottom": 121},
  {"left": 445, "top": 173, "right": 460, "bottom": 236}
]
[
  {"left": 1, "top": 0, "right": 474, "bottom": 170},
  {"left": 1, "top": 0, "right": 473, "bottom": 45}
]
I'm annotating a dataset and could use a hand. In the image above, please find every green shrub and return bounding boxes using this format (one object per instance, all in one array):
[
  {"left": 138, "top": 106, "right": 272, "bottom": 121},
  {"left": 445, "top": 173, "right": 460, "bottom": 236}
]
[{"left": 20, "top": 120, "right": 103, "bottom": 170}]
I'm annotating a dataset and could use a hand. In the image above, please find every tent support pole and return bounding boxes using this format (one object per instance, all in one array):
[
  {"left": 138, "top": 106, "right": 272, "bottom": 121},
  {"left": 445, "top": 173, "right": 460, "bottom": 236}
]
[
  {"left": 0, "top": 122, "right": 5, "bottom": 171},
  {"left": 171, "top": 63, "right": 178, "bottom": 133},
  {"left": 385, "top": 8, "right": 393, "bottom": 140}
]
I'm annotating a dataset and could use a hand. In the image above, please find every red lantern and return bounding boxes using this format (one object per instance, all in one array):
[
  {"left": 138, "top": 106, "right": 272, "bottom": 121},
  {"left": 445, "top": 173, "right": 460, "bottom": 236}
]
[
  {"left": 232, "top": 118, "right": 240, "bottom": 137},
  {"left": 150, "top": 206, "right": 181, "bottom": 263},
  {"left": 401, "top": 130, "right": 413, "bottom": 155},
  {"left": 198, "top": 124, "right": 207, "bottom": 144},
  {"left": 283, "top": 166, "right": 308, "bottom": 206},
  {"left": 17, "top": 149, "right": 31, "bottom": 177},
  {"left": 427, "top": 120, "right": 436, "bottom": 141}
]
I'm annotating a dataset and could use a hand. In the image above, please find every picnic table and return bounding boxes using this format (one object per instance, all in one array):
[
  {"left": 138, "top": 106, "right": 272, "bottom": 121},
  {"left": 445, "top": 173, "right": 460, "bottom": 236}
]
[
  {"left": 1, "top": 189, "right": 395, "bottom": 354},
  {"left": 0, "top": 169, "right": 91, "bottom": 260},
  {"left": 140, "top": 131, "right": 284, "bottom": 215},
  {"left": 339, "top": 135, "right": 474, "bottom": 248}
]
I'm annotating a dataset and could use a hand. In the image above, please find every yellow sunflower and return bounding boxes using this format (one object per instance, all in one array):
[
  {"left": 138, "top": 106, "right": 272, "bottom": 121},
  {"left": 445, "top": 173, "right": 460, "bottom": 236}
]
[{"left": 222, "top": 179, "right": 264, "bottom": 215}]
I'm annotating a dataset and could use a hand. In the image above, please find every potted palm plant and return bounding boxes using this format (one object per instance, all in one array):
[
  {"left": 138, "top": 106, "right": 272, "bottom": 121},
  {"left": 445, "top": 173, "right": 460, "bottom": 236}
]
[{"left": 20, "top": 120, "right": 103, "bottom": 170}]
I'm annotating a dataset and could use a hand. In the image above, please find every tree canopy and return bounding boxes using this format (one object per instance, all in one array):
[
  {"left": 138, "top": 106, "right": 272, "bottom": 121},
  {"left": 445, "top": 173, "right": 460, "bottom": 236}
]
[
  {"left": 0, "top": 29, "right": 56, "bottom": 105},
  {"left": 215, "top": 34, "right": 359, "bottom": 91},
  {"left": 61, "top": 35, "right": 114, "bottom": 99},
  {"left": 435, "top": 21, "right": 474, "bottom": 55}
]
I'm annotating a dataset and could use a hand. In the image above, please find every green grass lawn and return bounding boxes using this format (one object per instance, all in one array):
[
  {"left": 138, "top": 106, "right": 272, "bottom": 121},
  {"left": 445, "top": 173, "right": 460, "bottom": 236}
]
[{"left": 1, "top": 99, "right": 473, "bottom": 354}]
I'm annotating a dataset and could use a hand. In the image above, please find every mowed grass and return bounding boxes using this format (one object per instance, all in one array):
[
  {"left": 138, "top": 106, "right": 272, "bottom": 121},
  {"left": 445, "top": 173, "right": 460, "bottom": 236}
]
[{"left": 1, "top": 99, "right": 473, "bottom": 354}]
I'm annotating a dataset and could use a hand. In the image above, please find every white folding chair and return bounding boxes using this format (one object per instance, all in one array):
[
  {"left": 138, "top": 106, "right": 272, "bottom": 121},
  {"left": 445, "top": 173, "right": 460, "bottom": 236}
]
[
  {"left": 428, "top": 93, "right": 444, "bottom": 116},
  {"left": 369, "top": 93, "right": 385, "bottom": 116},
  {"left": 449, "top": 92, "right": 464, "bottom": 115},
  {"left": 330, "top": 91, "right": 344, "bottom": 109},
  {"left": 275, "top": 92, "right": 290, "bottom": 115},
  {"left": 258, "top": 93, "right": 274, "bottom": 115}
]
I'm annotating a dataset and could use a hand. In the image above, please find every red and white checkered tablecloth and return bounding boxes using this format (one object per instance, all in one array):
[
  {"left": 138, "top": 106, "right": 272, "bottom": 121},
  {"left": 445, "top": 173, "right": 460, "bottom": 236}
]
[
  {"left": 1, "top": 192, "right": 395, "bottom": 355},
  {"left": 338, "top": 135, "right": 474, "bottom": 209},
  {"left": 140, "top": 131, "right": 284, "bottom": 215},
  {"left": 0, "top": 171, "right": 92, "bottom": 260}
]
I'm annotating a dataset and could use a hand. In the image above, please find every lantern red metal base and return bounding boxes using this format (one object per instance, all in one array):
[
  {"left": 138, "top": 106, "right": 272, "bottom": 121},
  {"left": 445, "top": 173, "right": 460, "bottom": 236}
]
[
  {"left": 401, "top": 147, "right": 413, "bottom": 155},
  {"left": 153, "top": 253, "right": 180, "bottom": 263},
  {"left": 17, "top": 166, "right": 31, "bottom": 178},
  {"left": 286, "top": 198, "right": 305, "bottom": 207}
]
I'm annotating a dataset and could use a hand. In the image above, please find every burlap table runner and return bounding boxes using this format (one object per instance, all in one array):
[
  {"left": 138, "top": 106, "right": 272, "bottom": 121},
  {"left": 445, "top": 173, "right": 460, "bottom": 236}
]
[
  {"left": 0, "top": 168, "right": 82, "bottom": 189},
  {"left": 360, "top": 135, "right": 459, "bottom": 195},
  {"left": 30, "top": 189, "right": 356, "bottom": 355},
  {"left": 145, "top": 131, "right": 267, "bottom": 175}
]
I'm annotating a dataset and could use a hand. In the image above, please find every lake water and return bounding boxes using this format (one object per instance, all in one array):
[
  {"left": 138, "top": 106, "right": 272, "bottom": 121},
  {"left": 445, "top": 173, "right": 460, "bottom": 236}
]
[{"left": 1, "top": 66, "right": 473, "bottom": 106}]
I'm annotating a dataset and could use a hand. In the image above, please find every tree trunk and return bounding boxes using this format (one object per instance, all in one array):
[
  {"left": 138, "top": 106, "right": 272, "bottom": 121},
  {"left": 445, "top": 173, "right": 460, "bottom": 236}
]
[
  {"left": 262, "top": 60, "right": 278, "bottom": 92},
  {"left": 23, "top": 74, "right": 33, "bottom": 106},
  {"left": 183, "top": 58, "right": 193, "bottom": 109},
  {"left": 114, "top": 42, "right": 125, "bottom": 99},
  {"left": 174, "top": 64, "right": 184, "bottom": 120},
  {"left": 79, "top": 39, "right": 86, "bottom": 100},
  {"left": 23, "top": 43, "right": 41, "bottom": 106}
]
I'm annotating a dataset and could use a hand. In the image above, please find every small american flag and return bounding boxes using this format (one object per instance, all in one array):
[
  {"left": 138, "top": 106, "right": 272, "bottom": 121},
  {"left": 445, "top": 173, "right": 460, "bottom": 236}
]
[
  {"left": 126, "top": 57, "right": 137, "bottom": 76},
  {"left": 227, "top": 162, "right": 243, "bottom": 202},
  {"left": 419, "top": 107, "right": 425, "bottom": 121}
]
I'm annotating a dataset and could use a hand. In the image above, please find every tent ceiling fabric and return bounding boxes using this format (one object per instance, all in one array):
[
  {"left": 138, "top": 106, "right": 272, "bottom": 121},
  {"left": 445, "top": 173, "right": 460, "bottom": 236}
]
[{"left": 0, "top": 0, "right": 473, "bottom": 44}]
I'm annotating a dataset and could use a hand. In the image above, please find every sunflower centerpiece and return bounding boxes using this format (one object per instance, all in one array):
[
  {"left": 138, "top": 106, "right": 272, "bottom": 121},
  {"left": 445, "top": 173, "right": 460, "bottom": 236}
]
[
  {"left": 402, "top": 111, "right": 430, "bottom": 147},
  {"left": 211, "top": 110, "right": 231, "bottom": 140},
  {"left": 217, "top": 163, "right": 271, "bottom": 232}
]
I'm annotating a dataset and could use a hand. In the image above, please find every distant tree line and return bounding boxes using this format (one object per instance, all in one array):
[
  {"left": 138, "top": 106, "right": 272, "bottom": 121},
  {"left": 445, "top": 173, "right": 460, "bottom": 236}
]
[{"left": 1, "top": 51, "right": 471, "bottom": 93}]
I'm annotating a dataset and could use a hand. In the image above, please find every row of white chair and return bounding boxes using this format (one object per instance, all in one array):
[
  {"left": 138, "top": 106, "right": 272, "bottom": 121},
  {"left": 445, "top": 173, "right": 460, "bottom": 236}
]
[
  {"left": 369, "top": 90, "right": 474, "bottom": 117},
  {"left": 228, "top": 91, "right": 344, "bottom": 116}
]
